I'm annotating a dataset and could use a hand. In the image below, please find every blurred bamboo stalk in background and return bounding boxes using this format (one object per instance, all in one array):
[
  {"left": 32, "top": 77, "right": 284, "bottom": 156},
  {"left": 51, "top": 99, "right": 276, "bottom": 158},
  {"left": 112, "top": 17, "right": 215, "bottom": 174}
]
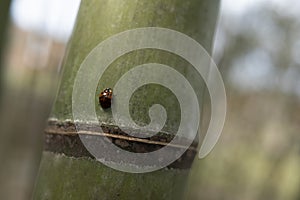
[{"left": 0, "top": 0, "right": 12, "bottom": 98}]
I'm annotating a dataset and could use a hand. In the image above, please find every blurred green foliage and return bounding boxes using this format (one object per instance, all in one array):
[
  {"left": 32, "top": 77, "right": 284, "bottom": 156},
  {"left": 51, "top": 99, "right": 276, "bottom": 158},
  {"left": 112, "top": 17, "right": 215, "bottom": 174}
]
[{"left": 187, "top": 4, "right": 300, "bottom": 200}]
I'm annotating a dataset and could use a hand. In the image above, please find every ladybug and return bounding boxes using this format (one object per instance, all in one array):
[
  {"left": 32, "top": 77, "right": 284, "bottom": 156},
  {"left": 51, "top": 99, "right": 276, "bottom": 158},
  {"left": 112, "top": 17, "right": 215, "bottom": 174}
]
[{"left": 99, "top": 88, "right": 113, "bottom": 109}]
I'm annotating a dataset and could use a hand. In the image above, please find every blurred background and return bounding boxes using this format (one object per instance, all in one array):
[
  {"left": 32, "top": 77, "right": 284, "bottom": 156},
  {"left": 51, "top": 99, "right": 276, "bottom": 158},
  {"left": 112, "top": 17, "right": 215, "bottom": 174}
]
[
  {"left": 0, "top": 0, "right": 299, "bottom": 199},
  {"left": 0, "top": 0, "right": 80, "bottom": 199}
]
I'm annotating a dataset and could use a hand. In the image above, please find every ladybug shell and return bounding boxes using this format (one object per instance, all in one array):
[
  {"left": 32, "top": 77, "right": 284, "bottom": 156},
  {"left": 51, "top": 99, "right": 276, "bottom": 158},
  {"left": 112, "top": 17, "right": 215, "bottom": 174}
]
[{"left": 99, "top": 88, "right": 113, "bottom": 109}]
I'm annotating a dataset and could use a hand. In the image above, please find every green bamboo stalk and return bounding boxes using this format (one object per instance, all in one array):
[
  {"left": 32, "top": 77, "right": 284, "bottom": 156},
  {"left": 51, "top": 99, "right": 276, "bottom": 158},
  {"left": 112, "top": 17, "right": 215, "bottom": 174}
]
[
  {"left": 0, "top": 0, "right": 12, "bottom": 98},
  {"left": 33, "top": 0, "right": 220, "bottom": 199}
]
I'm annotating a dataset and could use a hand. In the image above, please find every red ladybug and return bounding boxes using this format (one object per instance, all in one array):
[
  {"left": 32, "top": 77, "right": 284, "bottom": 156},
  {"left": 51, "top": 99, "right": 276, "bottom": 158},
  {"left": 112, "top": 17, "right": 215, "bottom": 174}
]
[{"left": 99, "top": 88, "right": 113, "bottom": 109}]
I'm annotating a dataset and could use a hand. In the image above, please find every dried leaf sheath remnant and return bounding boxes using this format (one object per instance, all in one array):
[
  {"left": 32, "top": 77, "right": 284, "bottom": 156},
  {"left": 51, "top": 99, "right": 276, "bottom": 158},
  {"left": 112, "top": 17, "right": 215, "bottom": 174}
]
[{"left": 45, "top": 120, "right": 197, "bottom": 169}]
